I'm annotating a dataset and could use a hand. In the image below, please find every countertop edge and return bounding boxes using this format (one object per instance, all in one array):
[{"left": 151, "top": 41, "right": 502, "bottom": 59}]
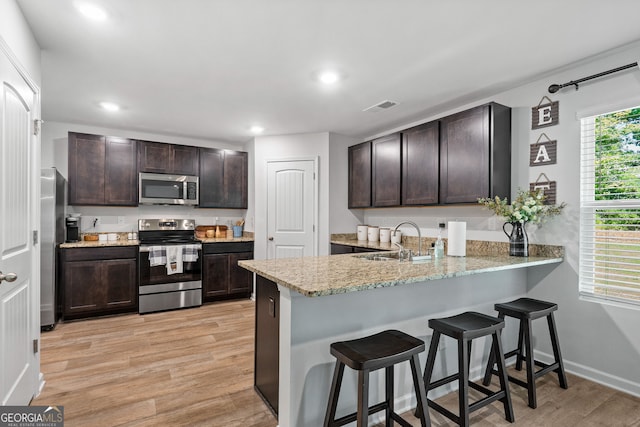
[{"left": 239, "top": 254, "right": 564, "bottom": 298}]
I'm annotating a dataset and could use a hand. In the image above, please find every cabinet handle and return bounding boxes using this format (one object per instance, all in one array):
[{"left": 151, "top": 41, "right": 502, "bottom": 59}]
[
  {"left": 268, "top": 296, "right": 276, "bottom": 317},
  {"left": 0, "top": 271, "right": 18, "bottom": 283}
]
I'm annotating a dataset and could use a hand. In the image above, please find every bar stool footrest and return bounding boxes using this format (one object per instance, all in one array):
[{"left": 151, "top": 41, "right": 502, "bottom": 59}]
[
  {"left": 332, "top": 401, "right": 388, "bottom": 426},
  {"left": 427, "top": 372, "right": 459, "bottom": 391}
]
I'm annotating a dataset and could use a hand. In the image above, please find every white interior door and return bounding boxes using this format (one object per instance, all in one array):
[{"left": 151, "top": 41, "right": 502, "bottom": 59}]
[
  {"left": 267, "top": 160, "right": 316, "bottom": 259},
  {"left": 0, "top": 47, "right": 38, "bottom": 404}
]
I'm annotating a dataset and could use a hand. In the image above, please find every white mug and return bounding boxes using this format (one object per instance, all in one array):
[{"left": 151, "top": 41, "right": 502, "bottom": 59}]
[
  {"left": 107, "top": 233, "right": 118, "bottom": 241},
  {"left": 379, "top": 227, "right": 391, "bottom": 243},
  {"left": 391, "top": 230, "right": 402, "bottom": 244},
  {"left": 357, "top": 225, "right": 368, "bottom": 241},
  {"left": 98, "top": 234, "right": 108, "bottom": 242},
  {"left": 367, "top": 226, "right": 379, "bottom": 242}
]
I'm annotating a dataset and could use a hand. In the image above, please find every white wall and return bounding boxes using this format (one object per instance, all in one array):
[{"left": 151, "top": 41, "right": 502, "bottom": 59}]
[
  {"left": 0, "top": 0, "right": 41, "bottom": 84},
  {"left": 42, "top": 120, "right": 250, "bottom": 233},
  {"left": 344, "top": 41, "right": 640, "bottom": 396},
  {"left": 253, "top": 132, "right": 330, "bottom": 258}
]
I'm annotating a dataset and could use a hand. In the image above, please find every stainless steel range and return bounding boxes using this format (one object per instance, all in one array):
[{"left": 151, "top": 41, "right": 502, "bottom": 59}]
[{"left": 138, "top": 219, "right": 202, "bottom": 314}]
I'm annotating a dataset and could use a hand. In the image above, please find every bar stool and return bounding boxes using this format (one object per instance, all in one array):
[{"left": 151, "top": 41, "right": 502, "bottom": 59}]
[
  {"left": 482, "top": 298, "right": 568, "bottom": 409},
  {"left": 324, "top": 329, "right": 430, "bottom": 427},
  {"left": 419, "top": 312, "right": 514, "bottom": 427}
]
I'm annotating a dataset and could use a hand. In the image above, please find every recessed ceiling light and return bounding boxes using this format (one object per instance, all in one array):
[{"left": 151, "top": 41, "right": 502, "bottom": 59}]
[
  {"left": 75, "top": 2, "right": 108, "bottom": 21},
  {"left": 250, "top": 125, "right": 264, "bottom": 135},
  {"left": 99, "top": 102, "right": 119, "bottom": 112},
  {"left": 319, "top": 71, "right": 339, "bottom": 85}
]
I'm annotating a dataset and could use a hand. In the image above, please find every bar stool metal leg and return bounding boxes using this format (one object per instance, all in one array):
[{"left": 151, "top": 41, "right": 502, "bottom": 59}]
[
  {"left": 357, "top": 370, "right": 370, "bottom": 427},
  {"left": 523, "top": 318, "right": 537, "bottom": 408},
  {"left": 410, "top": 353, "right": 430, "bottom": 427},
  {"left": 458, "top": 338, "right": 470, "bottom": 427}
]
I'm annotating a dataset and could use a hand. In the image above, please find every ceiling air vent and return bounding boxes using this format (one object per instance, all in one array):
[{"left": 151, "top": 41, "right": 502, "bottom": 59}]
[{"left": 363, "top": 100, "right": 399, "bottom": 113}]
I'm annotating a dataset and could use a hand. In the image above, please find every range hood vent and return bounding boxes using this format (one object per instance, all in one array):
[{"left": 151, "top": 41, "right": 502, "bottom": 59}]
[{"left": 363, "top": 100, "right": 399, "bottom": 112}]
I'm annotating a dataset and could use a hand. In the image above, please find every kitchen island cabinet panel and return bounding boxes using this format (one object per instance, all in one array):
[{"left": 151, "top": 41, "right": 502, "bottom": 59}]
[
  {"left": 254, "top": 275, "right": 279, "bottom": 416},
  {"left": 61, "top": 246, "right": 138, "bottom": 319}
]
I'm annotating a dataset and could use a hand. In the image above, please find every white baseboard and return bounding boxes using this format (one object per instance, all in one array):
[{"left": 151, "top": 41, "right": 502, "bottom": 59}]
[{"left": 535, "top": 349, "right": 640, "bottom": 398}]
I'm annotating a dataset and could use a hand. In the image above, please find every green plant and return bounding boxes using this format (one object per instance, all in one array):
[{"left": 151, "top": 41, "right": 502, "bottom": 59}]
[{"left": 478, "top": 189, "right": 565, "bottom": 224}]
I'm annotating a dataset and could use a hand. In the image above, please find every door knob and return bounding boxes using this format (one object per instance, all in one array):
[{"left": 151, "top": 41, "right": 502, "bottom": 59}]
[
  {"left": 0, "top": 271, "right": 18, "bottom": 283},
  {"left": 268, "top": 237, "right": 274, "bottom": 241}
]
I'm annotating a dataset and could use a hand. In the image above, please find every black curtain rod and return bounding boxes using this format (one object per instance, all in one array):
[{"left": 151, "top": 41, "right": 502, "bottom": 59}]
[{"left": 548, "top": 62, "right": 638, "bottom": 93}]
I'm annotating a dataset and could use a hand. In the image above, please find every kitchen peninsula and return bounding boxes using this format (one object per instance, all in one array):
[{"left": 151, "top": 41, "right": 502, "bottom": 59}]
[{"left": 239, "top": 242, "right": 563, "bottom": 426}]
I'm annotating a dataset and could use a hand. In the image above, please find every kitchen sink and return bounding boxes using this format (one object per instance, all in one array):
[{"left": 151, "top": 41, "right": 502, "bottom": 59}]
[{"left": 356, "top": 252, "right": 432, "bottom": 263}]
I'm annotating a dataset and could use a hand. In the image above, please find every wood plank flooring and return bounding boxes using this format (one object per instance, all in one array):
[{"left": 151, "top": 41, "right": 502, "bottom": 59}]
[{"left": 33, "top": 300, "right": 640, "bottom": 426}]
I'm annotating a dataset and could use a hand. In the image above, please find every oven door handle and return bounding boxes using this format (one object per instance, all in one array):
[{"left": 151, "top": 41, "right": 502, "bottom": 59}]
[{"left": 139, "top": 245, "right": 202, "bottom": 253}]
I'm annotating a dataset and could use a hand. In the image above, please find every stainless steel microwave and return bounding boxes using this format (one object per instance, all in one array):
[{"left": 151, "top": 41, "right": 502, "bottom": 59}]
[{"left": 139, "top": 173, "right": 199, "bottom": 205}]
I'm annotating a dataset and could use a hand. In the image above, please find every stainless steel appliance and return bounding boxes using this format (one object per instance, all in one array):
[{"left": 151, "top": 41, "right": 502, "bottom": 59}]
[
  {"left": 138, "top": 219, "right": 202, "bottom": 314},
  {"left": 139, "top": 173, "right": 199, "bottom": 206},
  {"left": 65, "top": 216, "right": 80, "bottom": 242},
  {"left": 40, "top": 168, "right": 66, "bottom": 330}
]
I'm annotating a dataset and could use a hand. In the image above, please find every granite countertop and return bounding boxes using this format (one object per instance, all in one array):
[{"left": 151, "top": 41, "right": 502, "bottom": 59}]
[
  {"left": 239, "top": 242, "right": 564, "bottom": 298},
  {"left": 60, "top": 233, "right": 255, "bottom": 249}
]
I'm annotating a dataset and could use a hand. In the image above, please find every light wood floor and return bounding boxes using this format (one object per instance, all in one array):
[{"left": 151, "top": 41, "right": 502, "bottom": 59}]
[{"left": 33, "top": 300, "right": 640, "bottom": 426}]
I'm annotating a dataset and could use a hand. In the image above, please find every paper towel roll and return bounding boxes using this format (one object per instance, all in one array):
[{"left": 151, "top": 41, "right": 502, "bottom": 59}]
[{"left": 447, "top": 221, "right": 466, "bottom": 257}]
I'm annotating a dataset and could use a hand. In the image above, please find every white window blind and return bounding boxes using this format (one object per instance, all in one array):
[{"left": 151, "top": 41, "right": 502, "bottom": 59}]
[{"left": 580, "top": 106, "right": 640, "bottom": 306}]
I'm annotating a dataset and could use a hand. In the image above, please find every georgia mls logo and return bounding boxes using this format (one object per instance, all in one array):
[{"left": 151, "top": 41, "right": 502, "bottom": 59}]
[{"left": 0, "top": 405, "right": 64, "bottom": 427}]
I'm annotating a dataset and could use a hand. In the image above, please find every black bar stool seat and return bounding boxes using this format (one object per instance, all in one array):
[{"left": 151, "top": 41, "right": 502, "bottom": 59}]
[
  {"left": 420, "top": 312, "right": 514, "bottom": 427},
  {"left": 483, "top": 298, "right": 568, "bottom": 409},
  {"left": 324, "top": 329, "right": 430, "bottom": 427}
]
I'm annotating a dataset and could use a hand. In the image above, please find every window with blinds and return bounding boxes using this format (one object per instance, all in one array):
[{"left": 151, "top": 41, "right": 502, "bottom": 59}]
[{"left": 580, "top": 106, "right": 640, "bottom": 306}]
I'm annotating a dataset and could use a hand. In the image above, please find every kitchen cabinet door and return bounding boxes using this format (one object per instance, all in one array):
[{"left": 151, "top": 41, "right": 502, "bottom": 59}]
[
  {"left": 105, "top": 137, "right": 137, "bottom": 205},
  {"left": 61, "top": 247, "right": 138, "bottom": 319},
  {"left": 68, "top": 132, "right": 137, "bottom": 206},
  {"left": 172, "top": 145, "right": 199, "bottom": 175},
  {"left": 199, "top": 148, "right": 248, "bottom": 208},
  {"left": 348, "top": 141, "right": 372, "bottom": 208},
  {"left": 372, "top": 133, "right": 402, "bottom": 207},
  {"left": 139, "top": 140, "right": 199, "bottom": 175},
  {"left": 202, "top": 254, "right": 230, "bottom": 298},
  {"left": 138, "top": 140, "right": 172, "bottom": 173},
  {"left": 68, "top": 132, "right": 106, "bottom": 205},
  {"left": 228, "top": 252, "right": 253, "bottom": 294},
  {"left": 440, "top": 103, "right": 511, "bottom": 204},
  {"left": 402, "top": 122, "right": 439, "bottom": 205}
]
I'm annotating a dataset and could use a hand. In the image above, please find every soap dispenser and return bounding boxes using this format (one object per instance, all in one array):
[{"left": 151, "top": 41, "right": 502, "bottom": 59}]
[{"left": 434, "top": 223, "right": 445, "bottom": 259}]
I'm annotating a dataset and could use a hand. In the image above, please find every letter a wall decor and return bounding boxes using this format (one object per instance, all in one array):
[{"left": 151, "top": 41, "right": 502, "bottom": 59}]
[{"left": 529, "top": 133, "right": 557, "bottom": 167}]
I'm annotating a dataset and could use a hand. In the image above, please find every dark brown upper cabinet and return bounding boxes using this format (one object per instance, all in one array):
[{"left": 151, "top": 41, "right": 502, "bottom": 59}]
[
  {"left": 372, "top": 133, "right": 402, "bottom": 207},
  {"left": 348, "top": 141, "right": 372, "bottom": 208},
  {"left": 439, "top": 102, "right": 511, "bottom": 204},
  {"left": 199, "top": 148, "right": 248, "bottom": 208},
  {"left": 402, "top": 122, "right": 439, "bottom": 205},
  {"left": 138, "top": 140, "right": 199, "bottom": 175},
  {"left": 68, "top": 132, "right": 137, "bottom": 206}
]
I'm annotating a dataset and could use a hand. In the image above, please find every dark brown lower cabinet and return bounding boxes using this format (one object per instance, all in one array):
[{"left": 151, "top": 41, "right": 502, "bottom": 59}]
[
  {"left": 254, "top": 275, "right": 279, "bottom": 417},
  {"left": 60, "top": 247, "right": 138, "bottom": 320},
  {"left": 202, "top": 242, "right": 254, "bottom": 301}
]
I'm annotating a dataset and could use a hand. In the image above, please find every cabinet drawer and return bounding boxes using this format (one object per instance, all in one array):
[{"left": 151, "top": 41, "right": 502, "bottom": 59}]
[
  {"left": 62, "top": 246, "right": 138, "bottom": 261},
  {"left": 203, "top": 242, "right": 254, "bottom": 254}
]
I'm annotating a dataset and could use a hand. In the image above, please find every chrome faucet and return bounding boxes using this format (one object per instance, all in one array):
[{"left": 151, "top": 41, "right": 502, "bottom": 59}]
[{"left": 393, "top": 221, "right": 422, "bottom": 256}]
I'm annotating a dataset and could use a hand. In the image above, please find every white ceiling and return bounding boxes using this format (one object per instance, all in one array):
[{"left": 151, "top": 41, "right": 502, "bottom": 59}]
[{"left": 16, "top": 0, "right": 640, "bottom": 144}]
